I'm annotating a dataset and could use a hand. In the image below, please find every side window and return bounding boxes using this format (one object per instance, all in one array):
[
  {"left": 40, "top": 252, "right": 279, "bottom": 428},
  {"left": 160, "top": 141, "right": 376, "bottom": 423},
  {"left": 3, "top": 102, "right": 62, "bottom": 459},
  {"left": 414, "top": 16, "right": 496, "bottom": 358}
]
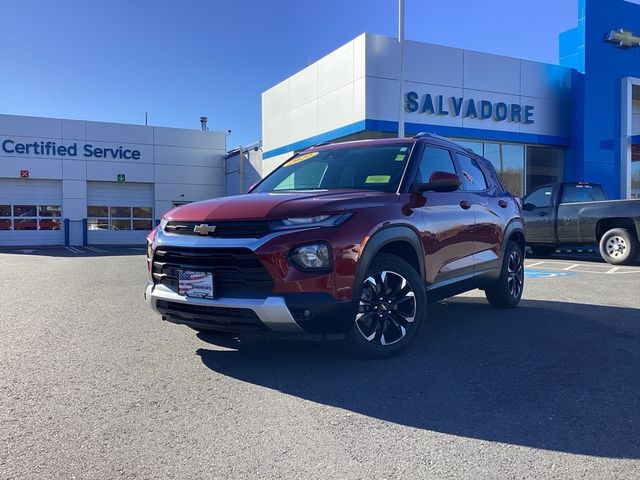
[
  {"left": 524, "top": 186, "right": 554, "bottom": 208},
  {"left": 418, "top": 147, "right": 456, "bottom": 184},
  {"left": 456, "top": 154, "right": 488, "bottom": 191}
]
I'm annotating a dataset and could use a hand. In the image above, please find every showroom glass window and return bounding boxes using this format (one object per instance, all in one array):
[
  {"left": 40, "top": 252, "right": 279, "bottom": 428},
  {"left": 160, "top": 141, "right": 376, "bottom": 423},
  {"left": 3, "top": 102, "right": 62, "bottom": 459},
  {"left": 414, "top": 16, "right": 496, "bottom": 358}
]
[
  {"left": 484, "top": 143, "right": 524, "bottom": 197},
  {"left": 632, "top": 148, "right": 640, "bottom": 198},
  {"left": 526, "top": 147, "right": 564, "bottom": 193}
]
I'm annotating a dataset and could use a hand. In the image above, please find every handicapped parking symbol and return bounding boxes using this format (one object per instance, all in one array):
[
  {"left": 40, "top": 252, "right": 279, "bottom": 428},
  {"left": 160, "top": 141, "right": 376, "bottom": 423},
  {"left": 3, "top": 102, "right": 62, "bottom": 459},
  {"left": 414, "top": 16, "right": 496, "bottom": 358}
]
[{"left": 525, "top": 269, "right": 576, "bottom": 278}]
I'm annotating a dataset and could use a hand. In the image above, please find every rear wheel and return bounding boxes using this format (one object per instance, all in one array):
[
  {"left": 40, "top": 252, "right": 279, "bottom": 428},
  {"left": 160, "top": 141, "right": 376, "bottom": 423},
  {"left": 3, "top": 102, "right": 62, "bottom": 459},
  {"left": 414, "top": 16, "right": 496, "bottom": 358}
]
[
  {"left": 485, "top": 241, "right": 524, "bottom": 308},
  {"left": 599, "top": 228, "right": 639, "bottom": 265},
  {"left": 345, "top": 254, "right": 426, "bottom": 359}
]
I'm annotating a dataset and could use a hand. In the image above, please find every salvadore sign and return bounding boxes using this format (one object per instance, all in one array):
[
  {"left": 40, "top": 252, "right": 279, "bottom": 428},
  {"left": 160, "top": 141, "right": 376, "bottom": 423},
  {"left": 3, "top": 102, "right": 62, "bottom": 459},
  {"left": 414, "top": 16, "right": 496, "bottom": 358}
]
[
  {"left": 1, "top": 139, "right": 142, "bottom": 159},
  {"left": 405, "top": 91, "right": 534, "bottom": 124}
]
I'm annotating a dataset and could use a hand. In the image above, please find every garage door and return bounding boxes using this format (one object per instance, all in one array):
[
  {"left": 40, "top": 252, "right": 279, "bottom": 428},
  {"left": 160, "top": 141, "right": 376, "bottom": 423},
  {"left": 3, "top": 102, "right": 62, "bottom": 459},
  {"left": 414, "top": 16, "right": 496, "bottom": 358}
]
[
  {"left": 87, "top": 181, "right": 154, "bottom": 245},
  {"left": 0, "top": 179, "right": 63, "bottom": 246}
]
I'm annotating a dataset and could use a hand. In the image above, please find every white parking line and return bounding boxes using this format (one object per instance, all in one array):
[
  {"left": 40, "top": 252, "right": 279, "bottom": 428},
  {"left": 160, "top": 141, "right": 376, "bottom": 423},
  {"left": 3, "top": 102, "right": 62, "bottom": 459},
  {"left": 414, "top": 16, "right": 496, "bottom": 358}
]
[
  {"left": 65, "top": 246, "right": 83, "bottom": 254},
  {"left": 523, "top": 260, "right": 640, "bottom": 275},
  {"left": 84, "top": 246, "right": 107, "bottom": 253},
  {"left": 525, "top": 261, "right": 546, "bottom": 268},
  {"left": 563, "top": 264, "right": 579, "bottom": 271}
]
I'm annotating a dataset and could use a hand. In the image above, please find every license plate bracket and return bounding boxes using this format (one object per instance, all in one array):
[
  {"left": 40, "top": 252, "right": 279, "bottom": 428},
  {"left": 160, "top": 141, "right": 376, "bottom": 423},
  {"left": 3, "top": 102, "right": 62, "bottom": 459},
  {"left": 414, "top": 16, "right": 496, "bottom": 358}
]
[{"left": 178, "top": 270, "right": 215, "bottom": 299}]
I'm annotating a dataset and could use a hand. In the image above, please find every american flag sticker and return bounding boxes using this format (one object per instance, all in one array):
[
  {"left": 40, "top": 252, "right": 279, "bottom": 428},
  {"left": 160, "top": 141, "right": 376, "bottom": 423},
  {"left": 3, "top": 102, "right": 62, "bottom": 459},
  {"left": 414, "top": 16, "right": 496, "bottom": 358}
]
[{"left": 178, "top": 271, "right": 214, "bottom": 298}]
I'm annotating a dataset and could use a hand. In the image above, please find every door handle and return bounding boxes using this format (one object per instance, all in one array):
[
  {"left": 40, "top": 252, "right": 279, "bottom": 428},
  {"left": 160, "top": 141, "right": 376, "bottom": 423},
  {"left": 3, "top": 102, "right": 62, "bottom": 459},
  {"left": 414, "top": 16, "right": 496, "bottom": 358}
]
[
  {"left": 538, "top": 211, "right": 548, "bottom": 217},
  {"left": 459, "top": 200, "right": 472, "bottom": 210},
  {"left": 498, "top": 199, "right": 508, "bottom": 208}
]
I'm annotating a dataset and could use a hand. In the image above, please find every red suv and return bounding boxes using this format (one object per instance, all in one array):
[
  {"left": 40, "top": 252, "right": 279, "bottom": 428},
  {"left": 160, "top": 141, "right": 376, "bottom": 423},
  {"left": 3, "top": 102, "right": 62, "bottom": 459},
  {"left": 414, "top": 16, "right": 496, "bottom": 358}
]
[{"left": 145, "top": 133, "right": 525, "bottom": 357}]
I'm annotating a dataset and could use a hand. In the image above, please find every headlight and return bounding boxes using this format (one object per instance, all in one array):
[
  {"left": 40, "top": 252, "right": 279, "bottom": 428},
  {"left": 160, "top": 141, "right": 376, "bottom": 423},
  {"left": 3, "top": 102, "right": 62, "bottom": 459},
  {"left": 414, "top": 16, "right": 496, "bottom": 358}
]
[
  {"left": 270, "top": 213, "right": 352, "bottom": 231},
  {"left": 289, "top": 243, "right": 332, "bottom": 271},
  {"left": 159, "top": 217, "right": 169, "bottom": 231}
]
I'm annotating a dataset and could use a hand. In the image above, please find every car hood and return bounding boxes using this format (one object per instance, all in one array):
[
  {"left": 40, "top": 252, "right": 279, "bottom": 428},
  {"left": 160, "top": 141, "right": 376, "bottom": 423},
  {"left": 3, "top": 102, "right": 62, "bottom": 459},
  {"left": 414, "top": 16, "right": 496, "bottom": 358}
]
[{"left": 165, "top": 189, "right": 397, "bottom": 221}]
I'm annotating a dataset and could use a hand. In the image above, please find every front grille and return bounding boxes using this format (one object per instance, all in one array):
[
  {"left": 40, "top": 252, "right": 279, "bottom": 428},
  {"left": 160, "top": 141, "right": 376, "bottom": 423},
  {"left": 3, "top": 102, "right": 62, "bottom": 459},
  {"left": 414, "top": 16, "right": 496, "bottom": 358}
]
[
  {"left": 164, "top": 221, "right": 272, "bottom": 238},
  {"left": 152, "top": 247, "right": 274, "bottom": 298},
  {"left": 156, "top": 300, "right": 264, "bottom": 332}
]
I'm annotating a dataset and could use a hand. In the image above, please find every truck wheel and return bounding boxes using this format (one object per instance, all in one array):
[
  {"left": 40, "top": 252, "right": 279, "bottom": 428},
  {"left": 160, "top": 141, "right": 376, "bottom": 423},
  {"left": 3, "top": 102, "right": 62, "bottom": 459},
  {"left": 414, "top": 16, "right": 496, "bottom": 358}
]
[
  {"left": 599, "top": 228, "right": 639, "bottom": 265},
  {"left": 529, "top": 245, "right": 556, "bottom": 257},
  {"left": 345, "top": 253, "right": 426, "bottom": 359},
  {"left": 485, "top": 241, "right": 524, "bottom": 308}
]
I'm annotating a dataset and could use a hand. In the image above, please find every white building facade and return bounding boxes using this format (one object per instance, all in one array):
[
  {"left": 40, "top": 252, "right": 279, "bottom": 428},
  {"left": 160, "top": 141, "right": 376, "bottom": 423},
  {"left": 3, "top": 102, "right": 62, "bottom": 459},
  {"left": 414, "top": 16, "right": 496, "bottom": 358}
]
[
  {"left": 0, "top": 114, "right": 225, "bottom": 246},
  {"left": 262, "top": 33, "right": 573, "bottom": 198}
]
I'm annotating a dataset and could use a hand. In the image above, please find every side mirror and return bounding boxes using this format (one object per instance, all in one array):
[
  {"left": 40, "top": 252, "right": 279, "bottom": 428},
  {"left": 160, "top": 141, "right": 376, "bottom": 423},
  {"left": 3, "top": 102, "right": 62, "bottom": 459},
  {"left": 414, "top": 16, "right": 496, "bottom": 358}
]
[
  {"left": 522, "top": 202, "right": 536, "bottom": 211},
  {"left": 414, "top": 171, "right": 461, "bottom": 193}
]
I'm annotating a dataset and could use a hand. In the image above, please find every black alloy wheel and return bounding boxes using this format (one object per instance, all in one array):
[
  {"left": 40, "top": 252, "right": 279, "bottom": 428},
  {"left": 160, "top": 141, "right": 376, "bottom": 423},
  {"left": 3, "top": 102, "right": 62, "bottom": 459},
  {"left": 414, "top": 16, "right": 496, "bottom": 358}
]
[
  {"left": 356, "top": 270, "right": 417, "bottom": 346},
  {"left": 485, "top": 241, "right": 524, "bottom": 308},
  {"left": 506, "top": 249, "right": 524, "bottom": 300},
  {"left": 345, "top": 253, "right": 426, "bottom": 358}
]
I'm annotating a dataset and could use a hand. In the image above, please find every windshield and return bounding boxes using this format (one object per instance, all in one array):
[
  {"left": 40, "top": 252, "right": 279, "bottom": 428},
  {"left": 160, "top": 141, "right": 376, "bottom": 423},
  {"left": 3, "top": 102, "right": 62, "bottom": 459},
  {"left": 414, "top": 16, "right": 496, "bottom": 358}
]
[{"left": 253, "top": 143, "right": 414, "bottom": 193}]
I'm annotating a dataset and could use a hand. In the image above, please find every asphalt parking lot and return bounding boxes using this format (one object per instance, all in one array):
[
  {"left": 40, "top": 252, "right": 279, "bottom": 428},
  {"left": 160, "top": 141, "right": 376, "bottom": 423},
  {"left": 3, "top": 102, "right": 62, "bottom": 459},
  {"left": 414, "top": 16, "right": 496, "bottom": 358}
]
[{"left": 1, "top": 247, "right": 639, "bottom": 479}]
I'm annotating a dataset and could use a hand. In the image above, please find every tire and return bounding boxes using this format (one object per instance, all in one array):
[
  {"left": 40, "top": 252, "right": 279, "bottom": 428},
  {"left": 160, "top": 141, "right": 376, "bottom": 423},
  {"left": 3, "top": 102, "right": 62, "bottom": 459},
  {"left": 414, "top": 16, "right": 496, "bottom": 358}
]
[
  {"left": 485, "top": 241, "right": 524, "bottom": 308},
  {"left": 529, "top": 245, "right": 556, "bottom": 257},
  {"left": 345, "top": 253, "right": 426, "bottom": 359},
  {"left": 599, "top": 228, "right": 639, "bottom": 265}
]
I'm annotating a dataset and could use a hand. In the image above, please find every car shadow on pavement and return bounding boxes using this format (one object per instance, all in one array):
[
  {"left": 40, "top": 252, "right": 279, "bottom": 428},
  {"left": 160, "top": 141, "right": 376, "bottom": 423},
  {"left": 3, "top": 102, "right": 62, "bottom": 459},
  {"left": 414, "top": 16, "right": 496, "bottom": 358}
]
[{"left": 195, "top": 297, "right": 640, "bottom": 459}]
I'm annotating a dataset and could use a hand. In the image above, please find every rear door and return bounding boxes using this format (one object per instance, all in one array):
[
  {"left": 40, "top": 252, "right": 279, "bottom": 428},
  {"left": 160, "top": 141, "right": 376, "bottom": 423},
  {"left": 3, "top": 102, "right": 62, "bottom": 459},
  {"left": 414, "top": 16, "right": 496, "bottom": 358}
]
[
  {"left": 413, "top": 146, "right": 476, "bottom": 286},
  {"left": 455, "top": 153, "right": 505, "bottom": 274},
  {"left": 522, "top": 185, "right": 556, "bottom": 243}
]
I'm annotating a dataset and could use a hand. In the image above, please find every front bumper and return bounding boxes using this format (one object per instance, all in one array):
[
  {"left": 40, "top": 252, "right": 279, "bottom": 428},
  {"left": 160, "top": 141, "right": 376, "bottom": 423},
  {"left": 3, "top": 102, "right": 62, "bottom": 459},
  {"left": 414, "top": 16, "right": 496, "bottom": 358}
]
[
  {"left": 145, "top": 283, "right": 356, "bottom": 335},
  {"left": 145, "top": 282, "right": 305, "bottom": 334},
  {"left": 146, "top": 225, "right": 360, "bottom": 335}
]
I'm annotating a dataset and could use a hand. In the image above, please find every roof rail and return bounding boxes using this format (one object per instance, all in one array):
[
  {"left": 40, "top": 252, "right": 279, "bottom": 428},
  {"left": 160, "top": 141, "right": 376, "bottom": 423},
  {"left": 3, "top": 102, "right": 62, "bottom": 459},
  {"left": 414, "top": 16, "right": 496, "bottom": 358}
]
[
  {"left": 294, "top": 141, "right": 332, "bottom": 154},
  {"left": 412, "top": 131, "right": 449, "bottom": 141}
]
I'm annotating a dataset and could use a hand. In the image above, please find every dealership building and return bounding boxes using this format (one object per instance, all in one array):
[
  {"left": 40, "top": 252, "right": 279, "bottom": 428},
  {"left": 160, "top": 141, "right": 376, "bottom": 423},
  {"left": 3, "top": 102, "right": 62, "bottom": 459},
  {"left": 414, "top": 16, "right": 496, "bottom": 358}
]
[
  {"left": 0, "top": 114, "right": 225, "bottom": 246},
  {"left": 262, "top": 0, "right": 640, "bottom": 201},
  {"left": 3, "top": 0, "right": 640, "bottom": 247}
]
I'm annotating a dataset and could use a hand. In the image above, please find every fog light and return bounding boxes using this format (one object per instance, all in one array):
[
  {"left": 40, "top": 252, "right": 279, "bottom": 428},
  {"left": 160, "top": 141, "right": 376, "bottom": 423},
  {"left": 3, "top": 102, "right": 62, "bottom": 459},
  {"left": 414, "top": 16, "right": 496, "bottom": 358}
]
[{"left": 289, "top": 243, "right": 332, "bottom": 271}]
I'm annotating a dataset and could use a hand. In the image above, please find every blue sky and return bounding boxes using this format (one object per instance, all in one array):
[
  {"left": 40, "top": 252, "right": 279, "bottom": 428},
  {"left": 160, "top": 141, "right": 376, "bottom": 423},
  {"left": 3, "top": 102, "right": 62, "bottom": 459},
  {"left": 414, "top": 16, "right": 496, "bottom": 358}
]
[{"left": 1, "top": 0, "right": 589, "bottom": 148}]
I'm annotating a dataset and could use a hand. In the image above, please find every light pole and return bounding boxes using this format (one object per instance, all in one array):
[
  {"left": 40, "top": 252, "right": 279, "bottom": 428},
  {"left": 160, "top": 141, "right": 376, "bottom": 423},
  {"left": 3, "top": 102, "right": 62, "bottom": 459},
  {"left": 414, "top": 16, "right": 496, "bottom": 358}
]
[
  {"left": 224, "top": 129, "right": 231, "bottom": 196},
  {"left": 398, "top": 0, "right": 405, "bottom": 138}
]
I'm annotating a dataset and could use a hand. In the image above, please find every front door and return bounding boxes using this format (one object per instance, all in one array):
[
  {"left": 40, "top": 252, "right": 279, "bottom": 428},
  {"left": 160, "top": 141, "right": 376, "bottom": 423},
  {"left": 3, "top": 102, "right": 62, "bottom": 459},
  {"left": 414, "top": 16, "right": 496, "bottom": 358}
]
[
  {"left": 412, "top": 146, "right": 476, "bottom": 287},
  {"left": 522, "top": 185, "right": 556, "bottom": 243}
]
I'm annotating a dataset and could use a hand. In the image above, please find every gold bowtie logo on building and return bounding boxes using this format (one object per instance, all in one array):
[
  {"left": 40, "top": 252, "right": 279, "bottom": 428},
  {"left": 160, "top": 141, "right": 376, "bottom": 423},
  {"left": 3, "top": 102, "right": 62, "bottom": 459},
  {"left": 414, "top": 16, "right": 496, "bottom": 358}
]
[
  {"left": 193, "top": 224, "right": 216, "bottom": 235},
  {"left": 606, "top": 29, "right": 640, "bottom": 48}
]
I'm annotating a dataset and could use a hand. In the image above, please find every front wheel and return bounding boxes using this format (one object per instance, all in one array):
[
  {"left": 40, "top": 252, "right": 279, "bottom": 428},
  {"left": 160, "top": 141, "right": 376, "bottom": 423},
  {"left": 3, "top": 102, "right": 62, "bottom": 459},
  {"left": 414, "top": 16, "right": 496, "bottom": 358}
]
[
  {"left": 599, "top": 228, "right": 639, "bottom": 265},
  {"left": 345, "top": 253, "right": 426, "bottom": 359},
  {"left": 485, "top": 241, "right": 524, "bottom": 308}
]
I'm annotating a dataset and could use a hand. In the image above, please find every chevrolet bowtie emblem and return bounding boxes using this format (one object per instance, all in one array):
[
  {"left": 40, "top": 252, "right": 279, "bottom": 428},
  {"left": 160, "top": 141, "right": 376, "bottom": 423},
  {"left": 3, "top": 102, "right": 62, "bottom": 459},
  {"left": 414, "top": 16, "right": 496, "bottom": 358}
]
[
  {"left": 193, "top": 224, "right": 216, "bottom": 235},
  {"left": 606, "top": 29, "right": 640, "bottom": 48}
]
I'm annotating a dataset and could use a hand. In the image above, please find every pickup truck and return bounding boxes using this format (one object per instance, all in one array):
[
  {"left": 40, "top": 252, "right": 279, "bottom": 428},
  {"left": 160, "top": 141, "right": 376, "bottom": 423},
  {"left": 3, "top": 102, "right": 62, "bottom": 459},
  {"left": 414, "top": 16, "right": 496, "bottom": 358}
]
[{"left": 522, "top": 182, "right": 640, "bottom": 265}]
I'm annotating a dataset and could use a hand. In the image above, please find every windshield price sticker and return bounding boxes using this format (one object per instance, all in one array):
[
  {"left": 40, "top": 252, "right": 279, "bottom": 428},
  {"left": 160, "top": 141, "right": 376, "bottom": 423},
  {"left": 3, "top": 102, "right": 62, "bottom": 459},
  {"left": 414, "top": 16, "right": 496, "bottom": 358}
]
[
  {"left": 285, "top": 151, "right": 319, "bottom": 167},
  {"left": 365, "top": 175, "right": 391, "bottom": 184}
]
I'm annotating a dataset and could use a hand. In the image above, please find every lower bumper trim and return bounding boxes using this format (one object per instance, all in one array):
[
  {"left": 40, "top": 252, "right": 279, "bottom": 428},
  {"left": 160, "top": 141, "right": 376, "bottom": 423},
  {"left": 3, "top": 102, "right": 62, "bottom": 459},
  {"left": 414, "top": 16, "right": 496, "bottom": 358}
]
[{"left": 145, "top": 283, "right": 304, "bottom": 333}]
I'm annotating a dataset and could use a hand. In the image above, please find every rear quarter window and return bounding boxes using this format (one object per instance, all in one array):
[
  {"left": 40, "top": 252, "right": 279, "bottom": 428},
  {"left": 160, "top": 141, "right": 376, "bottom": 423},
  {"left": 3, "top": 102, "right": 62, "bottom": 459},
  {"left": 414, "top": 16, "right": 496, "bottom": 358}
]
[{"left": 561, "top": 185, "right": 606, "bottom": 203}]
